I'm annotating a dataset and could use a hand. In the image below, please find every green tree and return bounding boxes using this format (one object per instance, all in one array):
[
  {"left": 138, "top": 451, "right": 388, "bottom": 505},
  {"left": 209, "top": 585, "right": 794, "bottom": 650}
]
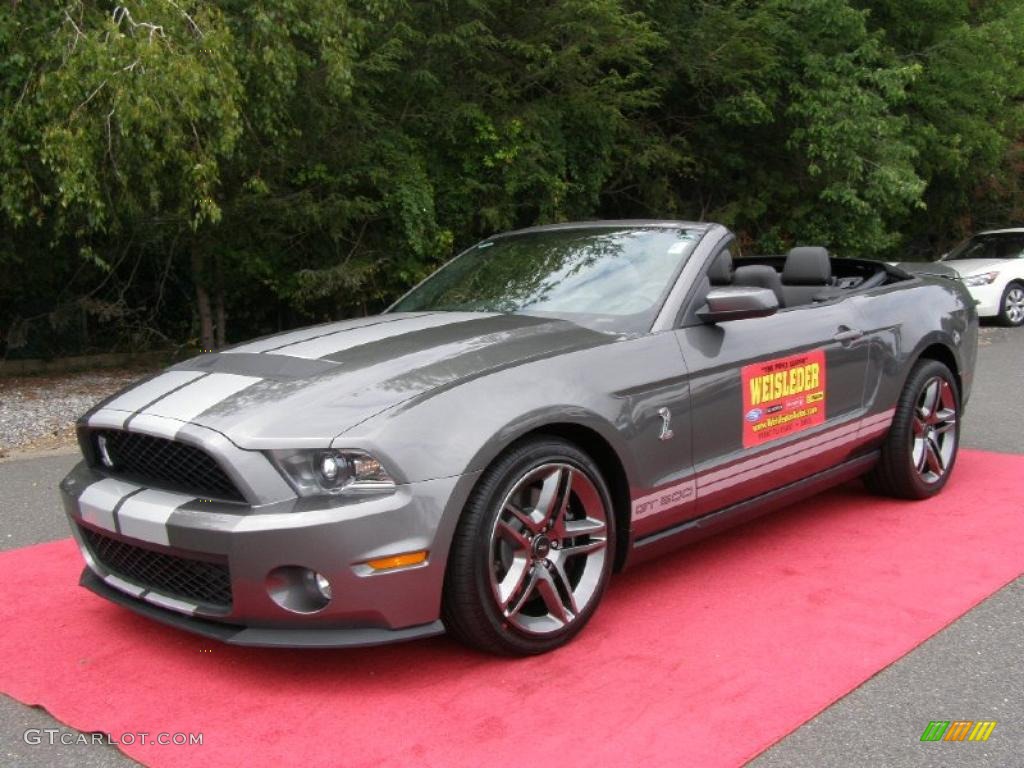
[
  {"left": 618, "top": 0, "right": 924, "bottom": 256},
  {"left": 2, "top": 1, "right": 244, "bottom": 350},
  {"left": 857, "top": 0, "right": 1024, "bottom": 254},
  {"left": 2, "top": 0, "right": 1023, "bottom": 358}
]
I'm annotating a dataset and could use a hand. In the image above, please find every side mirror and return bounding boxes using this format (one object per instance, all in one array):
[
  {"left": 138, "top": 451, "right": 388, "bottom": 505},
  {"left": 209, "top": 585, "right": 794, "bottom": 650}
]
[{"left": 698, "top": 287, "right": 779, "bottom": 323}]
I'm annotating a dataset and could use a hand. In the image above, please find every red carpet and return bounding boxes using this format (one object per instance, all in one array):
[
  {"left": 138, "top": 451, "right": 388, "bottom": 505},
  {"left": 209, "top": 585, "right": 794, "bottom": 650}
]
[{"left": 1, "top": 449, "right": 1022, "bottom": 767}]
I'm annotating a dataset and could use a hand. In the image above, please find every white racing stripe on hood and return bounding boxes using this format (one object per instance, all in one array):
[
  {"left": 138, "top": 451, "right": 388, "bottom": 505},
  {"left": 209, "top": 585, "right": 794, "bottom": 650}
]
[
  {"left": 123, "top": 412, "right": 187, "bottom": 439},
  {"left": 272, "top": 312, "right": 485, "bottom": 360},
  {"left": 103, "top": 370, "right": 206, "bottom": 413},
  {"left": 87, "top": 409, "right": 131, "bottom": 430},
  {"left": 117, "top": 489, "right": 194, "bottom": 546},
  {"left": 225, "top": 313, "right": 438, "bottom": 355},
  {"left": 140, "top": 373, "right": 261, "bottom": 422}
]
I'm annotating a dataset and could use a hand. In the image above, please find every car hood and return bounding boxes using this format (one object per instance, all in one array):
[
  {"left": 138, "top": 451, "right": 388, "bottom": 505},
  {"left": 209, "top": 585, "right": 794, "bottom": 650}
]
[
  {"left": 94, "top": 312, "right": 618, "bottom": 447},
  {"left": 894, "top": 261, "right": 960, "bottom": 280},
  {"left": 939, "top": 258, "right": 1009, "bottom": 276}
]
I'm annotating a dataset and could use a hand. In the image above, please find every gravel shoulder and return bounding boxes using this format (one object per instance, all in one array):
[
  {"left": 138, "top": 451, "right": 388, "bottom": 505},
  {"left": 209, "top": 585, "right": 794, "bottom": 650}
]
[{"left": 0, "top": 369, "right": 151, "bottom": 459}]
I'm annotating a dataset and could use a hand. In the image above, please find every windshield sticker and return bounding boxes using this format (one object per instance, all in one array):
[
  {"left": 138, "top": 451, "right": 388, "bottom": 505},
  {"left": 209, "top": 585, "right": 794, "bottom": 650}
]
[{"left": 742, "top": 349, "right": 826, "bottom": 448}]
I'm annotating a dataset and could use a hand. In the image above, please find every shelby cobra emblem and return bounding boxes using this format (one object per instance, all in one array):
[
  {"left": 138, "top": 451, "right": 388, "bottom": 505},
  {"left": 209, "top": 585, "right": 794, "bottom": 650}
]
[{"left": 60, "top": 221, "right": 977, "bottom": 655}]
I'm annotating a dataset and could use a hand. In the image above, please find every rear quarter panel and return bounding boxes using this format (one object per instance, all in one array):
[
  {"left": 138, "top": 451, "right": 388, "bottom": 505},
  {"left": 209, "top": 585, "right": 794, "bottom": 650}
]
[{"left": 851, "top": 275, "right": 977, "bottom": 414}]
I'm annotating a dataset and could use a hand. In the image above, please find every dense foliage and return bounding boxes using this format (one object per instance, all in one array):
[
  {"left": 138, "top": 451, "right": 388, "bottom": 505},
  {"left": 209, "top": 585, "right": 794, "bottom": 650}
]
[{"left": 2, "top": 0, "right": 1022, "bottom": 356}]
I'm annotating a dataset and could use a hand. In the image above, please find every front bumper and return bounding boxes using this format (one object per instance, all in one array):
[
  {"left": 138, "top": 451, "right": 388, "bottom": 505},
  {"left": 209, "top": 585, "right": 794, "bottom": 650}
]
[
  {"left": 964, "top": 282, "right": 1002, "bottom": 317},
  {"left": 61, "top": 460, "right": 479, "bottom": 646},
  {"left": 79, "top": 569, "right": 444, "bottom": 647}
]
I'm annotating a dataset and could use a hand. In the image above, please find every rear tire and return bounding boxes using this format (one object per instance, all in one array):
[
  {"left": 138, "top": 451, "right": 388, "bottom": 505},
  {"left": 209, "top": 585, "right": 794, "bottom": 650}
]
[
  {"left": 997, "top": 282, "right": 1024, "bottom": 327},
  {"left": 864, "top": 359, "right": 960, "bottom": 499},
  {"left": 442, "top": 436, "right": 615, "bottom": 655}
]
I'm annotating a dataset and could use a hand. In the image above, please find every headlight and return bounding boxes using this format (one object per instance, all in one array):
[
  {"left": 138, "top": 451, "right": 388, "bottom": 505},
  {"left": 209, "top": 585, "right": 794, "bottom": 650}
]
[
  {"left": 962, "top": 271, "right": 999, "bottom": 287},
  {"left": 270, "top": 449, "right": 396, "bottom": 497}
]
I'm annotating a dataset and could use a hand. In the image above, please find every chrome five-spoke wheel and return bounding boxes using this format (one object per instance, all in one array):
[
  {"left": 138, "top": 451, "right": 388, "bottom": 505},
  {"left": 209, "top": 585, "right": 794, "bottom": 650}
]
[
  {"left": 443, "top": 437, "right": 616, "bottom": 655},
  {"left": 866, "top": 358, "right": 960, "bottom": 500},
  {"left": 489, "top": 463, "right": 609, "bottom": 635},
  {"left": 911, "top": 376, "right": 957, "bottom": 484}
]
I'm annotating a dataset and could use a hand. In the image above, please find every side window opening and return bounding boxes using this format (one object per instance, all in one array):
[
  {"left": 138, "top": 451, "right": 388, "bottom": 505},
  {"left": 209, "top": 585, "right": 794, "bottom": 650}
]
[{"left": 678, "top": 242, "right": 909, "bottom": 328}]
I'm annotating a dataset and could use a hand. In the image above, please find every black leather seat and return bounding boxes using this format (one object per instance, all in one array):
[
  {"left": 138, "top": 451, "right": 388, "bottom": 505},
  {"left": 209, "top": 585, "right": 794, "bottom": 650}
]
[
  {"left": 733, "top": 264, "right": 785, "bottom": 307},
  {"left": 781, "top": 247, "right": 832, "bottom": 306}
]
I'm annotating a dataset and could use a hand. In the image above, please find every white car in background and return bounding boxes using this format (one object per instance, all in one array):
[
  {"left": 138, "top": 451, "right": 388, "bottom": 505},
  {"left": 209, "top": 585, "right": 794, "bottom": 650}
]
[{"left": 940, "top": 229, "right": 1024, "bottom": 326}]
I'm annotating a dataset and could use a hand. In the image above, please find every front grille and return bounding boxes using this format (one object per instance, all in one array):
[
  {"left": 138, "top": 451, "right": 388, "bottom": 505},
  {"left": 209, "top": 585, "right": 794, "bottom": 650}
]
[
  {"left": 81, "top": 526, "right": 232, "bottom": 609},
  {"left": 88, "top": 428, "right": 245, "bottom": 503}
]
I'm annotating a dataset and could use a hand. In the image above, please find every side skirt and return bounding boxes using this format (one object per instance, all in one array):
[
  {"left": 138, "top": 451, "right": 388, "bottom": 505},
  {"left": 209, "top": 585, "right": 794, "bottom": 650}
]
[{"left": 624, "top": 451, "right": 879, "bottom": 569}]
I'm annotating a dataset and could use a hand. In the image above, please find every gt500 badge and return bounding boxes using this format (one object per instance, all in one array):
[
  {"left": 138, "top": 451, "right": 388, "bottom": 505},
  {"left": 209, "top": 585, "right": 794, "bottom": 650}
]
[
  {"left": 631, "top": 479, "right": 696, "bottom": 521},
  {"left": 742, "top": 349, "right": 827, "bottom": 448}
]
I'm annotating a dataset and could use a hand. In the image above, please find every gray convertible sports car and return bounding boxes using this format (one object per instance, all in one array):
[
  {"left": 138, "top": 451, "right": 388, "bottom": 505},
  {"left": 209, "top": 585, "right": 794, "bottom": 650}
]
[{"left": 60, "top": 221, "right": 978, "bottom": 654}]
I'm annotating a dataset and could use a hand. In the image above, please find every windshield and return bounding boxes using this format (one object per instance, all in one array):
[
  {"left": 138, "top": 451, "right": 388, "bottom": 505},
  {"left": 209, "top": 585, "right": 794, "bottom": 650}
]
[
  {"left": 945, "top": 232, "right": 1024, "bottom": 261},
  {"left": 389, "top": 226, "right": 703, "bottom": 333}
]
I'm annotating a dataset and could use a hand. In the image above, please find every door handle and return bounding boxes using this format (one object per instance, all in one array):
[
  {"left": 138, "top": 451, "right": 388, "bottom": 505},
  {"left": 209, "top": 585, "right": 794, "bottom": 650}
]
[{"left": 833, "top": 327, "right": 864, "bottom": 343}]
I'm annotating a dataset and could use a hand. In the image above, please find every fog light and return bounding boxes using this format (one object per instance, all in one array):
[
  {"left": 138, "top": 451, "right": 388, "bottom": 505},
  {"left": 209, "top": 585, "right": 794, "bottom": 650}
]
[
  {"left": 266, "top": 566, "right": 332, "bottom": 613},
  {"left": 313, "top": 572, "right": 332, "bottom": 601}
]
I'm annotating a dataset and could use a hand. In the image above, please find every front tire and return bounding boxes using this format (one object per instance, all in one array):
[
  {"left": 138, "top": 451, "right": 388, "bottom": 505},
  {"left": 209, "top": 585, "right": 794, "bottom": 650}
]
[
  {"left": 442, "top": 436, "right": 616, "bottom": 655},
  {"left": 864, "top": 359, "right": 960, "bottom": 499},
  {"left": 998, "top": 282, "right": 1024, "bottom": 327}
]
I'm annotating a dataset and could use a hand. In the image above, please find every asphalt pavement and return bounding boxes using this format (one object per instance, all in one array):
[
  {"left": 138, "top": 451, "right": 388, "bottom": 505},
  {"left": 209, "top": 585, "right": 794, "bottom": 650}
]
[
  {"left": 1, "top": 325, "right": 1021, "bottom": 767},
  {"left": 753, "top": 324, "right": 1024, "bottom": 768}
]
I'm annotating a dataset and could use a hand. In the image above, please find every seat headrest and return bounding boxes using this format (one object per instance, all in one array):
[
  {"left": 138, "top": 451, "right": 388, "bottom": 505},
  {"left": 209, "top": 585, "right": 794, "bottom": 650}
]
[
  {"left": 707, "top": 251, "right": 734, "bottom": 286},
  {"left": 732, "top": 264, "right": 785, "bottom": 303},
  {"left": 733, "top": 264, "right": 781, "bottom": 287},
  {"left": 782, "top": 246, "right": 831, "bottom": 285}
]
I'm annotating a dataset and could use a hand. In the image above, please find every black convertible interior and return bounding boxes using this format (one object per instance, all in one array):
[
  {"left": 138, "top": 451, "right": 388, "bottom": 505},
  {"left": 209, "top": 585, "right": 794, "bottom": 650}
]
[{"left": 707, "top": 246, "right": 907, "bottom": 308}]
